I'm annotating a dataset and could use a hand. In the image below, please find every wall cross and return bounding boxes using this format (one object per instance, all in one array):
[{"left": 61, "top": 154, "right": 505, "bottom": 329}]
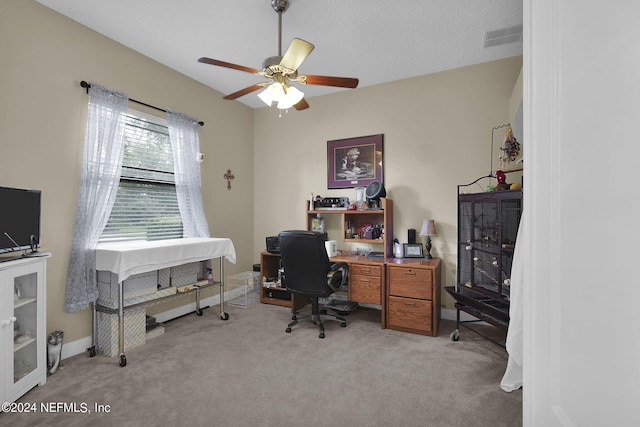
[{"left": 223, "top": 169, "right": 235, "bottom": 190}]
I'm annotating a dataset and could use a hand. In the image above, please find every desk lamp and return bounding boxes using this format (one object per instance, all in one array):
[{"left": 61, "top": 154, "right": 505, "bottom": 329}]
[{"left": 420, "top": 220, "right": 438, "bottom": 259}]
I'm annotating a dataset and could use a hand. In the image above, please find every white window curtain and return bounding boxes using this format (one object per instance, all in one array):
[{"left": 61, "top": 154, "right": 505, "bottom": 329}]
[
  {"left": 167, "top": 110, "right": 210, "bottom": 238},
  {"left": 500, "top": 209, "right": 525, "bottom": 392},
  {"left": 65, "top": 83, "right": 128, "bottom": 313}
]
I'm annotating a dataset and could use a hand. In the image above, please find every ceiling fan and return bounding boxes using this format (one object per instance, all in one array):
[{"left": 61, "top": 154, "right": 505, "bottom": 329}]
[{"left": 198, "top": 0, "right": 359, "bottom": 111}]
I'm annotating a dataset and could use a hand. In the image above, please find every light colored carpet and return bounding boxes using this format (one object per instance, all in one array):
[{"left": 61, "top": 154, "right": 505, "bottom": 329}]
[{"left": 5, "top": 303, "right": 521, "bottom": 426}]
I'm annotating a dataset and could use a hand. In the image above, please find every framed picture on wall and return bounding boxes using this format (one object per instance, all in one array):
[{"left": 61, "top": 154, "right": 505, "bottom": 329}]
[{"left": 327, "top": 134, "right": 383, "bottom": 189}]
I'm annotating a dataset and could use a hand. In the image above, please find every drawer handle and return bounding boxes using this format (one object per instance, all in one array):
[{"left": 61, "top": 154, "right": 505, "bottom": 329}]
[
  {"left": 360, "top": 279, "right": 371, "bottom": 283},
  {"left": 359, "top": 268, "right": 371, "bottom": 274},
  {"left": 404, "top": 272, "right": 417, "bottom": 277},
  {"left": 404, "top": 302, "right": 417, "bottom": 307}
]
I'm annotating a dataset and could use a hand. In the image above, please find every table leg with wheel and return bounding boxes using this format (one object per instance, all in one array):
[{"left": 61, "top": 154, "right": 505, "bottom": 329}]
[{"left": 219, "top": 257, "right": 229, "bottom": 321}]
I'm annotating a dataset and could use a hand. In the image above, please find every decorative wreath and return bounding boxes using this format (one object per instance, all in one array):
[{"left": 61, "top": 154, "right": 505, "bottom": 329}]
[{"left": 499, "top": 127, "right": 521, "bottom": 163}]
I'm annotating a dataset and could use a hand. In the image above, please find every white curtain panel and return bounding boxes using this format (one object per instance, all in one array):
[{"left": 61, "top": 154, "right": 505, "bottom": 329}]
[
  {"left": 500, "top": 209, "right": 525, "bottom": 392},
  {"left": 64, "top": 83, "right": 128, "bottom": 313},
  {"left": 167, "top": 110, "right": 210, "bottom": 238}
]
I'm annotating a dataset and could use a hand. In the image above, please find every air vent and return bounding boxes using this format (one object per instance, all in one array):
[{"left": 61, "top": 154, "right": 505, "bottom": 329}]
[{"left": 483, "top": 24, "right": 523, "bottom": 48}]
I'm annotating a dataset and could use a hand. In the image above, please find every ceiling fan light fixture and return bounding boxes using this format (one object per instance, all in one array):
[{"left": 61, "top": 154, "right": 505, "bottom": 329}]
[
  {"left": 277, "top": 84, "right": 304, "bottom": 109},
  {"left": 258, "top": 82, "right": 304, "bottom": 110},
  {"left": 257, "top": 82, "right": 284, "bottom": 106}
]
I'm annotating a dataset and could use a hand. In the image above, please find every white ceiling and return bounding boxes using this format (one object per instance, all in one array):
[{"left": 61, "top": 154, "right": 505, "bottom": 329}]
[{"left": 36, "top": 0, "right": 523, "bottom": 109}]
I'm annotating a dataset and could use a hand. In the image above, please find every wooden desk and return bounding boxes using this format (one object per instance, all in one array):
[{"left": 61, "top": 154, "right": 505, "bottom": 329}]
[
  {"left": 259, "top": 251, "right": 388, "bottom": 328},
  {"left": 260, "top": 252, "right": 443, "bottom": 335},
  {"left": 330, "top": 255, "right": 388, "bottom": 328}
]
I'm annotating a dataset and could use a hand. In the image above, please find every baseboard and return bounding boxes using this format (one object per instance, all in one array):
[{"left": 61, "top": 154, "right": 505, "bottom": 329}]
[
  {"left": 61, "top": 335, "right": 93, "bottom": 361},
  {"left": 60, "top": 288, "right": 247, "bottom": 360},
  {"left": 153, "top": 286, "right": 248, "bottom": 322},
  {"left": 62, "top": 298, "right": 480, "bottom": 361}
]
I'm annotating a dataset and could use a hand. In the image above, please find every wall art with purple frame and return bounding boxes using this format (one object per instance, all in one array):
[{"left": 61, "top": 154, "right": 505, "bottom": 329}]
[{"left": 327, "top": 134, "right": 383, "bottom": 189}]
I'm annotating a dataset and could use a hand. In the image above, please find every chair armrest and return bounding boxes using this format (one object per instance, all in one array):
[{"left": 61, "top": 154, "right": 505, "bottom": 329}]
[
  {"left": 327, "top": 262, "right": 349, "bottom": 292},
  {"left": 329, "top": 261, "right": 349, "bottom": 272}
]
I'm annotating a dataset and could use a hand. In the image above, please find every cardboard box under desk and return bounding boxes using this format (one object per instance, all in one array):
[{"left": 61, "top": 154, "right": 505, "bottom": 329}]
[
  {"left": 97, "top": 306, "right": 146, "bottom": 357},
  {"left": 158, "top": 262, "right": 200, "bottom": 288},
  {"left": 97, "top": 270, "right": 158, "bottom": 309}
]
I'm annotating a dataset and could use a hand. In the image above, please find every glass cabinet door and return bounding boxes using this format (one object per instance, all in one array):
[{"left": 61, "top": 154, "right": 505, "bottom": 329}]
[
  {"left": 13, "top": 270, "right": 39, "bottom": 384},
  {"left": 2, "top": 257, "right": 47, "bottom": 404}
]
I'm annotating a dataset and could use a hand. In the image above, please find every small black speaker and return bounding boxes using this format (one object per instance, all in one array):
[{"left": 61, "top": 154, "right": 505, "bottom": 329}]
[
  {"left": 408, "top": 229, "right": 416, "bottom": 244},
  {"left": 365, "top": 180, "right": 386, "bottom": 200},
  {"left": 365, "top": 180, "right": 386, "bottom": 208}
]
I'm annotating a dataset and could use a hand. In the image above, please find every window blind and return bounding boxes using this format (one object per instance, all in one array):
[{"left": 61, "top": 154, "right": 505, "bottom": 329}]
[{"left": 99, "top": 113, "right": 183, "bottom": 243}]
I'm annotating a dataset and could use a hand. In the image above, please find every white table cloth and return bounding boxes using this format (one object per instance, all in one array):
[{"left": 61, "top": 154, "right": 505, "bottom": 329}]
[{"left": 96, "top": 237, "right": 236, "bottom": 282}]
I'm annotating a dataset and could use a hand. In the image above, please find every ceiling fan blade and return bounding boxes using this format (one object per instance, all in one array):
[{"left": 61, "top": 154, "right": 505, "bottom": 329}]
[
  {"left": 280, "top": 38, "right": 315, "bottom": 72},
  {"left": 198, "top": 57, "right": 261, "bottom": 75},
  {"left": 223, "top": 83, "right": 268, "bottom": 100},
  {"left": 297, "top": 75, "right": 359, "bottom": 89},
  {"left": 294, "top": 98, "right": 309, "bottom": 111}
]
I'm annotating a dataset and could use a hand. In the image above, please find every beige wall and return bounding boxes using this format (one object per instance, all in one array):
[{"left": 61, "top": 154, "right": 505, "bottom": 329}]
[
  {"left": 510, "top": 68, "right": 524, "bottom": 119},
  {"left": 1, "top": 0, "right": 522, "bottom": 344},
  {"left": 253, "top": 56, "right": 523, "bottom": 308},
  {"left": 1, "top": 1, "right": 255, "bottom": 342}
]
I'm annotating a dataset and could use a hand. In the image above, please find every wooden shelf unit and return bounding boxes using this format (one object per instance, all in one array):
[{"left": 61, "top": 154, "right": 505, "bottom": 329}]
[
  {"left": 259, "top": 251, "right": 308, "bottom": 312},
  {"left": 259, "top": 251, "right": 287, "bottom": 307},
  {"left": 306, "top": 197, "right": 393, "bottom": 258}
]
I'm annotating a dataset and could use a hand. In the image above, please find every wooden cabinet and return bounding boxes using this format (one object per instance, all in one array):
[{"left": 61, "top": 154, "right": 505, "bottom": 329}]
[
  {"left": 386, "top": 258, "right": 441, "bottom": 336},
  {"left": 1, "top": 256, "right": 48, "bottom": 404},
  {"left": 259, "top": 251, "right": 307, "bottom": 312},
  {"left": 347, "top": 263, "right": 382, "bottom": 305},
  {"left": 259, "top": 251, "right": 286, "bottom": 306}
]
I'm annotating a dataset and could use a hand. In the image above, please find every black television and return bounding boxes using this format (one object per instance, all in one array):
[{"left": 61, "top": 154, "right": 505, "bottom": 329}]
[{"left": 0, "top": 186, "right": 41, "bottom": 256}]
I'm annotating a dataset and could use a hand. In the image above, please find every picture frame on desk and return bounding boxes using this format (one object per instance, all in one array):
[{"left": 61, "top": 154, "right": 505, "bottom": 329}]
[
  {"left": 403, "top": 243, "right": 424, "bottom": 258},
  {"left": 311, "top": 217, "right": 325, "bottom": 232},
  {"left": 327, "top": 134, "right": 384, "bottom": 189}
]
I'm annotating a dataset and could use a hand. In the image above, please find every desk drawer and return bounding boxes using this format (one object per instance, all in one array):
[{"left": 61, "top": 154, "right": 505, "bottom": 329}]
[
  {"left": 349, "top": 273, "right": 381, "bottom": 304},
  {"left": 388, "top": 266, "right": 432, "bottom": 300},
  {"left": 388, "top": 296, "right": 432, "bottom": 333},
  {"left": 350, "top": 264, "right": 382, "bottom": 277}
]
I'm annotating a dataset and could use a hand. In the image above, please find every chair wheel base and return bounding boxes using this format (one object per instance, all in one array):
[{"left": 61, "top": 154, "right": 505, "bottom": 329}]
[{"left": 284, "top": 302, "right": 348, "bottom": 338}]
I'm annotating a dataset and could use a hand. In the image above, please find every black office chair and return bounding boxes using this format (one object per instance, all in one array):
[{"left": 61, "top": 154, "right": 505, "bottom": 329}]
[{"left": 278, "top": 230, "right": 349, "bottom": 338}]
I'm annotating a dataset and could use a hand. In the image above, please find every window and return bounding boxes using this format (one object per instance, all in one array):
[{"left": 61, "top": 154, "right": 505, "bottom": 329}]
[{"left": 99, "top": 110, "right": 183, "bottom": 243}]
